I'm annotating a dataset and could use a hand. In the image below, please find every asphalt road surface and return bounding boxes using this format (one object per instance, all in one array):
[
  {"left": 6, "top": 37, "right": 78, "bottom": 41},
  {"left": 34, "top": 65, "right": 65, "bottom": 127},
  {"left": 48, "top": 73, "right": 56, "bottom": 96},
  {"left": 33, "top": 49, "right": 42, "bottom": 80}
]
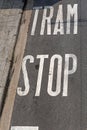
[{"left": 10, "top": 0, "right": 87, "bottom": 130}]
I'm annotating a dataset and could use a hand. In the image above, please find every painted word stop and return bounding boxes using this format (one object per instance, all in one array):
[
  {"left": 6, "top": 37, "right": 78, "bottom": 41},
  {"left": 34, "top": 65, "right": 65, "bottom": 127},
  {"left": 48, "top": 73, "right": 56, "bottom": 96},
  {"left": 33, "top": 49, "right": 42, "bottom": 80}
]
[{"left": 17, "top": 54, "right": 77, "bottom": 97}]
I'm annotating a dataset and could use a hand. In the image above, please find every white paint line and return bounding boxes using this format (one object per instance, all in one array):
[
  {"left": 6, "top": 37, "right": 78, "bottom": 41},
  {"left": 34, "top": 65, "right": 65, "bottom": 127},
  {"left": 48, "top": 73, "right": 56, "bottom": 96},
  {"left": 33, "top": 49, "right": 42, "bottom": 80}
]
[
  {"left": 31, "top": 8, "right": 39, "bottom": 35},
  {"left": 11, "top": 126, "right": 39, "bottom": 130}
]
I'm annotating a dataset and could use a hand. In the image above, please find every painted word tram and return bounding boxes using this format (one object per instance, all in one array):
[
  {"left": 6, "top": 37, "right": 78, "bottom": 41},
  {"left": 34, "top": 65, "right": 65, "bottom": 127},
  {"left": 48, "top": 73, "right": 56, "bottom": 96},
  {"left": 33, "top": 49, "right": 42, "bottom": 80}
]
[{"left": 31, "top": 4, "right": 78, "bottom": 35}]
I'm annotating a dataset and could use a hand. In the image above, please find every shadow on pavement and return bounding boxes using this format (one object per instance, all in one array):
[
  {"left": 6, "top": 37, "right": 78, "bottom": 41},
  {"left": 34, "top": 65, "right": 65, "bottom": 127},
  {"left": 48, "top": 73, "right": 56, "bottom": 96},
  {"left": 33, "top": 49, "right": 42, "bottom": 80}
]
[
  {"left": 33, "top": 0, "right": 61, "bottom": 7},
  {"left": 0, "top": 0, "right": 61, "bottom": 9}
]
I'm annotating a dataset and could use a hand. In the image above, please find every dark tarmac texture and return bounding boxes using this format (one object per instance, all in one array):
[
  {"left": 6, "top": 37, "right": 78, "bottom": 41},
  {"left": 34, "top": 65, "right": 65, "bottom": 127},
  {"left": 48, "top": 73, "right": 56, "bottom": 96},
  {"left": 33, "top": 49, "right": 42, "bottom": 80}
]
[{"left": 10, "top": 0, "right": 87, "bottom": 130}]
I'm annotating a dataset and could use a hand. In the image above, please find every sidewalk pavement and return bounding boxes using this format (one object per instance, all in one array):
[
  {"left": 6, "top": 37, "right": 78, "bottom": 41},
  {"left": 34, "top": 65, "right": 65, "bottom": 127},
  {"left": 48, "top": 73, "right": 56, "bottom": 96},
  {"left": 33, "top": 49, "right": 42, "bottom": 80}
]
[{"left": 0, "top": 0, "right": 25, "bottom": 114}]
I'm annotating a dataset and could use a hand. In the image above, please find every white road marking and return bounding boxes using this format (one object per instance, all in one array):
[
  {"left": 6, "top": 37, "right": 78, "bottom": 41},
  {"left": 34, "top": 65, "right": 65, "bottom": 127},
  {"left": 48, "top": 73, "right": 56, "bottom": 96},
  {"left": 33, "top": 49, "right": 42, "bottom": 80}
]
[
  {"left": 53, "top": 5, "right": 64, "bottom": 35},
  {"left": 40, "top": 6, "right": 54, "bottom": 35},
  {"left": 63, "top": 54, "right": 77, "bottom": 96},
  {"left": 47, "top": 55, "right": 62, "bottom": 96},
  {"left": 35, "top": 55, "right": 49, "bottom": 96},
  {"left": 31, "top": 8, "right": 40, "bottom": 35},
  {"left": 17, "top": 55, "right": 34, "bottom": 96},
  {"left": 11, "top": 126, "right": 39, "bottom": 130},
  {"left": 66, "top": 4, "right": 78, "bottom": 34},
  {"left": 31, "top": 4, "right": 78, "bottom": 35}
]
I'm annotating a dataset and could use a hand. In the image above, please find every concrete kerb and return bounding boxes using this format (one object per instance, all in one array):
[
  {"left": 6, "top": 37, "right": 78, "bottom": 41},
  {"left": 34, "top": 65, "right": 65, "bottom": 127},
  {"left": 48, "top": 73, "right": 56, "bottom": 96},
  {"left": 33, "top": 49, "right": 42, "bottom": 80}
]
[{"left": 0, "top": 0, "right": 25, "bottom": 114}]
